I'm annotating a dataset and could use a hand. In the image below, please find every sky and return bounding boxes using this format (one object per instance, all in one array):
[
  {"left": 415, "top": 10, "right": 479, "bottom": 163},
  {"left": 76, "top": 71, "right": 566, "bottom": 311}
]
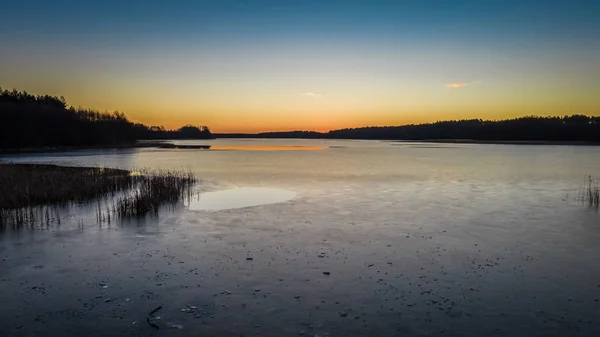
[{"left": 1, "top": 0, "right": 599, "bottom": 133}]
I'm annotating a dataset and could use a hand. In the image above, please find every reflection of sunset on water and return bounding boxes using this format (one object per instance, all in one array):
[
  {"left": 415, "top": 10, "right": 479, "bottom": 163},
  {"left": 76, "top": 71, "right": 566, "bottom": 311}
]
[{"left": 210, "top": 145, "right": 326, "bottom": 151}]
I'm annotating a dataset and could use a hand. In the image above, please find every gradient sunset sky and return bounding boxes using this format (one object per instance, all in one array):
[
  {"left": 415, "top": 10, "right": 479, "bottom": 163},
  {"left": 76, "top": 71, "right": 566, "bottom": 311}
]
[{"left": 1, "top": 0, "right": 599, "bottom": 133}]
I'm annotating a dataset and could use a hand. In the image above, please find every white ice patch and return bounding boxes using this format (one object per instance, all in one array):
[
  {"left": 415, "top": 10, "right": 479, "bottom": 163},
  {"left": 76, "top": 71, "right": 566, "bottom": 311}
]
[{"left": 187, "top": 187, "right": 295, "bottom": 211}]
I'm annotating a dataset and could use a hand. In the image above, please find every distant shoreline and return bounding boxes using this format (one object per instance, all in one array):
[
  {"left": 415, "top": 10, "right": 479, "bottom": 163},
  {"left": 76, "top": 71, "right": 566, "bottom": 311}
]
[
  {"left": 215, "top": 136, "right": 600, "bottom": 146},
  {"left": 2, "top": 138, "right": 600, "bottom": 155},
  {"left": 0, "top": 141, "right": 225, "bottom": 155},
  {"left": 0, "top": 141, "right": 168, "bottom": 155},
  {"left": 393, "top": 139, "right": 600, "bottom": 146}
]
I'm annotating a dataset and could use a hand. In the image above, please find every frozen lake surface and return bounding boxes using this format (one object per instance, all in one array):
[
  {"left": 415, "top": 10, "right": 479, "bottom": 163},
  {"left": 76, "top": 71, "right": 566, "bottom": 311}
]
[{"left": 1, "top": 139, "right": 599, "bottom": 337}]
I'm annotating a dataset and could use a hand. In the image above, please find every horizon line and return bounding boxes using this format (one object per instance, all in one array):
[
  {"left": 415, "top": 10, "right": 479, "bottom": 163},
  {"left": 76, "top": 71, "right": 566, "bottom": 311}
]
[{"left": 211, "top": 113, "right": 598, "bottom": 134}]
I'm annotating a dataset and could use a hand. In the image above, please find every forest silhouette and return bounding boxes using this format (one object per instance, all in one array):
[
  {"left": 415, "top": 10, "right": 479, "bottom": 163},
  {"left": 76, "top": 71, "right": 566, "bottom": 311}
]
[
  {"left": 0, "top": 88, "right": 212, "bottom": 150},
  {"left": 218, "top": 116, "right": 600, "bottom": 143},
  {"left": 2, "top": 88, "right": 599, "bottom": 149}
]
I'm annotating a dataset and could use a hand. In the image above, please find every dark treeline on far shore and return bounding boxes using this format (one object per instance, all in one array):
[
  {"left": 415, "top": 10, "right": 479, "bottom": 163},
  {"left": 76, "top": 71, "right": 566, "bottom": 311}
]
[
  {"left": 3, "top": 88, "right": 599, "bottom": 148},
  {"left": 217, "top": 115, "right": 600, "bottom": 142},
  {"left": 0, "top": 88, "right": 212, "bottom": 150}
]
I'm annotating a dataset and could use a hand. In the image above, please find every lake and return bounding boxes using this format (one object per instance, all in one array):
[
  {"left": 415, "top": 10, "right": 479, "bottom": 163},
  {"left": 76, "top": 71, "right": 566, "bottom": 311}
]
[{"left": 1, "top": 139, "right": 599, "bottom": 337}]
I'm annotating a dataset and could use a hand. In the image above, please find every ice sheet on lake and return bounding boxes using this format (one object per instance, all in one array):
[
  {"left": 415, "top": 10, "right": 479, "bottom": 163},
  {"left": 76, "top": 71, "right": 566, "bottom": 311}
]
[{"left": 187, "top": 187, "right": 296, "bottom": 211}]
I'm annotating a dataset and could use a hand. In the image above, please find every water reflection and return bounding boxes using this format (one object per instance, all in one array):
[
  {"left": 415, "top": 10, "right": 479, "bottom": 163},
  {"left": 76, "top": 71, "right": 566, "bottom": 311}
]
[
  {"left": 160, "top": 144, "right": 326, "bottom": 151},
  {"left": 187, "top": 187, "right": 296, "bottom": 211},
  {"left": 2, "top": 140, "right": 600, "bottom": 336},
  {"left": 210, "top": 145, "right": 326, "bottom": 151}
]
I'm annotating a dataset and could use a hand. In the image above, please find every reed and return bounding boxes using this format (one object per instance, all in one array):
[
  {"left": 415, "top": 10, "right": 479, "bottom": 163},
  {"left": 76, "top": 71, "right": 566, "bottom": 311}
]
[
  {"left": 579, "top": 176, "right": 600, "bottom": 210},
  {"left": 0, "top": 163, "right": 133, "bottom": 208},
  {"left": 0, "top": 205, "right": 62, "bottom": 230},
  {"left": 0, "top": 164, "right": 196, "bottom": 228},
  {"left": 115, "top": 169, "right": 195, "bottom": 218}
]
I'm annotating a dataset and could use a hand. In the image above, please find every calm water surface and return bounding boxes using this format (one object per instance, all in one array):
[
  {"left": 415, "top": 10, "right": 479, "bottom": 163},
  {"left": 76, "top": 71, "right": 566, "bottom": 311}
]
[{"left": 1, "top": 139, "right": 599, "bottom": 337}]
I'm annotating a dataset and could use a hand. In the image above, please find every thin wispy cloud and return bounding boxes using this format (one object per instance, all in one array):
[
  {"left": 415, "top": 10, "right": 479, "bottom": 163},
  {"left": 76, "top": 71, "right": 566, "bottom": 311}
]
[
  {"left": 300, "top": 92, "right": 323, "bottom": 98},
  {"left": 444, "top": 80, "right": 483, "bottom": 89},
  {"left": 444, "top": 83, "right": 469, "bottom": 88}
]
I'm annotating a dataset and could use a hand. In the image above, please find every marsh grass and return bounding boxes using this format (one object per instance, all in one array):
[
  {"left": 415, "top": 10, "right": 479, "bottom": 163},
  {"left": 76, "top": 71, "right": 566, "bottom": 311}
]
[
  {"left": 115, "top": 169, "right": 196, "bottom": 218},
  {"left": 0, "top": 164, "right": 133, "bottom": 208},
  {"left": 0, "top": 164, "right": 196, "bottom": 228},
  {"left": 0, "top": 205, "right": 62, "bottom": 229},
  {"left": 579, "top": 176, "right": 599, "bottom": 210}
]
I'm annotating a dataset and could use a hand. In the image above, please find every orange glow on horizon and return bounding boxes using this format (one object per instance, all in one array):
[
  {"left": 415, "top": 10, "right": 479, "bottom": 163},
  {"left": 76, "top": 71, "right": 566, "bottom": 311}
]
[
  {"left": 131, "top": 106, "right": 600, "bottom": 134},
  {"left": 5, "top": 64, "right": 600, "bottom": 134},
  {"left": 2, "top": 3, "right": 599, "bottom": 136},
  {"left": 211, "top": 145, "right": 326, "bottom": 150}
]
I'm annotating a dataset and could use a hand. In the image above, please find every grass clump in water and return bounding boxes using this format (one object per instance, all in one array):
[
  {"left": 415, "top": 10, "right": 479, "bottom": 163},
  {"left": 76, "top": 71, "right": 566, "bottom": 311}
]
[
  {"left": 115, "top": 169, "right": 196, "bottom": 218},
  {"left": 0, "top": 163, "right": 133, "bottom": 209},
  {"left": 0, "top": 163, "right": 196, "bottom": 228},
  {"left": 579, "top": 176, "right": 600, "bottom": 210},
  {"left": 0, "top": 163, "right": 134, "bottom": 228}
]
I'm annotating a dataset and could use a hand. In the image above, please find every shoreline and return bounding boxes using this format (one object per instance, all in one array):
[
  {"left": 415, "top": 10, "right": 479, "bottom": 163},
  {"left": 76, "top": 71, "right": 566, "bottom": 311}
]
[
  {"left": 0, "top": 141, "right": 171, "bottom": 155},
  {"left": 209, "top": 137, "right": 600, "bottom": 146},
  {"left": 392, "top": 139, "right": 600, "bottom": 146},
  {"left": 2, "top": 139, "right": 600, "bottom": 155}
]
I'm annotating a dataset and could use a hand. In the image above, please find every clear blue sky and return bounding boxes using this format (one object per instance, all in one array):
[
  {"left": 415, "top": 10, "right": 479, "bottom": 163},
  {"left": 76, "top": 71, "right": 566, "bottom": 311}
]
[{"left": 2, "top": 0, "right": 599, "bottom": 132}]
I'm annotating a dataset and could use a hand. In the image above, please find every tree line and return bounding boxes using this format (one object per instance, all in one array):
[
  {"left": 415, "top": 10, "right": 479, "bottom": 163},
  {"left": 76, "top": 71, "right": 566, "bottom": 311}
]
[
  {"left": 4, "top": 87, "right": 597, "bottom": 147},
  {"left": 0, "top": 88, "right": 212, "bottom": 150},
  {"left": 217, "top": 115, "right": 600, "bottom": 142},
  {"left": 325, "top": 116, "right": 600, "bottom": 141}
]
